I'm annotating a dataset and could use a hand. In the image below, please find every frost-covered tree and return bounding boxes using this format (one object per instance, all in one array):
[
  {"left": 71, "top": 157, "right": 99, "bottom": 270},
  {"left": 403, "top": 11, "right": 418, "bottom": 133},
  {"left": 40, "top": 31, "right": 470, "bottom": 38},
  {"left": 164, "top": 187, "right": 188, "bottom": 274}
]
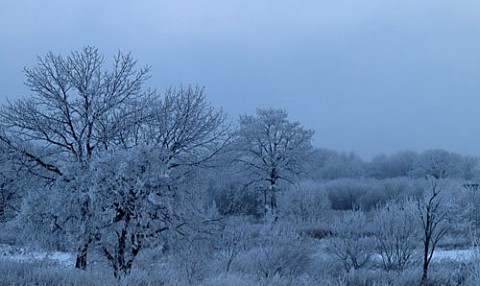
[
  {"left": 413, "top": 149, "right": 477, "bottom": 180},
  {"left": 417, "top": 178, "right": 451, "bottom": 284},
  {"left": 368, "top": 151, "right": 418, "bottom": 179},
  {"left": 458, "top": 183, "right": 480, "bottom": 243},
  {"left": 310, "top": 149, "right": 365, "bottom": 180},
  {"left": 7, "top": 56, "right": 229, "bottom": 272},
  {"left": 0, "top": 47, "right": 153, "bottom": 269},
  {"left": 236, "top": 108, "right": 313, "bottom": 217}
]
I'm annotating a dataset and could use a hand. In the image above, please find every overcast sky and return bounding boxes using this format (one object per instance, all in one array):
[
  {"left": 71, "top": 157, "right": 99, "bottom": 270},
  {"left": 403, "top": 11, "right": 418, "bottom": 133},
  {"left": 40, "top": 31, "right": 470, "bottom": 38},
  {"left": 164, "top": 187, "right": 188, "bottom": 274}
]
[{"left": 1, "top": 0, "right": 480, "bottom": 160}]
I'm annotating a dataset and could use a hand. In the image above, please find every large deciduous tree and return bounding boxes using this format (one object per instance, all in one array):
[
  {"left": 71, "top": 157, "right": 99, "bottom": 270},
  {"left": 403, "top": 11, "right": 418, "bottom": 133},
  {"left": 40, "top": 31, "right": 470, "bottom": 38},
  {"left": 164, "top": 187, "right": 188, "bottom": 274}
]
[
  {"left": 1, "top": 46, "right": 230, "bottom": 274},
  {"left": 22, "top": 86, "right": 230, "bottom": 276},
  {"left": 79, "top": 87, "right": 229, "bottom": 278},
  {"left": 0, "top": 47, "right": 152, "bottom": 269},
  {"left": 236, "top": 108, "right": 313, "bottom": 218},
  {"left": 414, "top": 149, "right": 477, "bottom": 180}
]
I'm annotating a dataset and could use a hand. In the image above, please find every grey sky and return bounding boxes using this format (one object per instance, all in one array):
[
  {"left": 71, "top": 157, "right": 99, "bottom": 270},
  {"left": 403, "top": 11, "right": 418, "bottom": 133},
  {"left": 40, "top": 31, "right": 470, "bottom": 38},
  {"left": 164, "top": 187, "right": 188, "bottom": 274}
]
[{"left": 1, "top": 0, "right": 480, "bottom": 160}]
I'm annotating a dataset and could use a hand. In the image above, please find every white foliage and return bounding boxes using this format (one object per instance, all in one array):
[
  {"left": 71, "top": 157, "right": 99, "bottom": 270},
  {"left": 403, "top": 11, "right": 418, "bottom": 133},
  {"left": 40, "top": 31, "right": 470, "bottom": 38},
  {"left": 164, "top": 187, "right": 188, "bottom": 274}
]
[
  {"left": 373, "top": 199, "right": 419, "bottom": 271},
  {"left": 327, "top": 210, "right": 375, "bottom": 272}
]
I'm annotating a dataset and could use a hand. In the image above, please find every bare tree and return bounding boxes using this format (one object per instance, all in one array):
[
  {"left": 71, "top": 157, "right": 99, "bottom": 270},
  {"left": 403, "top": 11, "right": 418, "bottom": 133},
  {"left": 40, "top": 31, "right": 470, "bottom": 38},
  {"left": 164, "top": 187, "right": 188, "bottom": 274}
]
[
  {"left": 0, "top": 46, "right": 152, "bottom": 269},
  {"left": 148, "top": 85, "right": 230, "bottom": 171},
  {"left": 86, "top": 86, "right": 230, "bottom": 278},
  {"left": 236, "top": 108, "right": 313, "bottom": 218},
  {"left": 417, "top": 178, "right": 450, "bottom": 285}
]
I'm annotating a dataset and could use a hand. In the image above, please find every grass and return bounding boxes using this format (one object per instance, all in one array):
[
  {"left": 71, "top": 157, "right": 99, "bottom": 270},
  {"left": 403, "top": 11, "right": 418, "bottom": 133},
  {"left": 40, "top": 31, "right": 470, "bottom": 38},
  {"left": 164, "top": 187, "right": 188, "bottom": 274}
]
[{"left": 0, "top": 259, "right": 113, "bottom": 286}]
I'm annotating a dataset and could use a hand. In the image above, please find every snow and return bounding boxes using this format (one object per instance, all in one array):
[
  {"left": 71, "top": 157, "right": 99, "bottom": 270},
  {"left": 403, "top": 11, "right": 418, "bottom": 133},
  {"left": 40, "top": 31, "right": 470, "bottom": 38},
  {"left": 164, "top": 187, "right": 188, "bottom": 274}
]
[
  {"left": 0, "top": 241, "right": 478, "bottom": 270},
  {"left": 0, "top": 244, "right": 74, "bottom": 267},
  {"left": 433, "top": 248, "right": 477, "bottom": 262}
]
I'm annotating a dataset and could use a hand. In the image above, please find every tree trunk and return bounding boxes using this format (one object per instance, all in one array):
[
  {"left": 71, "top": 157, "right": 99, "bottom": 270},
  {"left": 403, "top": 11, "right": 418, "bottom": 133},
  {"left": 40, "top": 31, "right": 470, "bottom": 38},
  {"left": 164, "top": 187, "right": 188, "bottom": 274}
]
[
  {"left": 422, "top": 252, "right": 428, "bottom": 282},
  {"left": 263, "top": 188, "right": 268, "bottom": 219},
  {"left": 421, "top": 234, "right": 431, "bottom": 285},
  {"left": 75, "top": 238, "right": 92, "bottom": 270},
  {"left": 75, "top": 248, "right": 88, "bottom": 270},
  {"left": 0, "top": 204, "right": 4, "bottom": 222},
  {"left": 270, "top": 189, "right": 277, "bottom": 211},
  {"left": 421, "top": 271, "right": 428, "bottom": 285},
  {"left": 117, "top": 227, "right": 127, "bottom": 278}
]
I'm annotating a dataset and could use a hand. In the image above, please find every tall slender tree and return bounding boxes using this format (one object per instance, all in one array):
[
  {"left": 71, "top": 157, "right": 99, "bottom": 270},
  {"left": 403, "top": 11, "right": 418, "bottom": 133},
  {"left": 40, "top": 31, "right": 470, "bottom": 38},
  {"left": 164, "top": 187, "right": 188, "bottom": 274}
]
[{"left": 417, "top": 178, "right": 450, "bottom": 285}]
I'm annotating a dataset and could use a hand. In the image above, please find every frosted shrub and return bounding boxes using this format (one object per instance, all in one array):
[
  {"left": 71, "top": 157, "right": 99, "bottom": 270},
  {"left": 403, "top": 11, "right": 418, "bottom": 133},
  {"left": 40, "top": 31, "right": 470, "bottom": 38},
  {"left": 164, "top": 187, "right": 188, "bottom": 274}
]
[
  {"left": 326, "top": 179, "right": 381, "bottom": 210},
  {"left": 328, "top": 210, "right": 375, "bottom": 272},
  {"left": 373, "top": 199, "right": 419, "bottom": 271},
  {"left": 213, "top": 216, "right": 250, "bottom": 273},
  {"left": 235, "top": 224, "right": 312, "bottom": 280},
  {"left": 277, "top": 180, "right": 331, "bottom": 224},
  {"left": 167, "top": 236, "right": 218, "bottom": 285},
  {"left": 326, "top": 178, "right": 423, "bottom": 211}
]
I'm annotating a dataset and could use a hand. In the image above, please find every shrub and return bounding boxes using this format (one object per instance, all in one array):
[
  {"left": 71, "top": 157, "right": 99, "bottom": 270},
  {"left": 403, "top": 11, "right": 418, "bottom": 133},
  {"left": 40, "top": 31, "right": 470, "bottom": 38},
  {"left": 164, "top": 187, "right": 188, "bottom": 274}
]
[
  {"left": 234, "top": 224, "right": 313, "bottom": 280},
  {"left": 277, "top": 180, "right": 331, "bottom": 224},
  {"left": 327, "top": 210, "right": 375, "bottom": 272}
]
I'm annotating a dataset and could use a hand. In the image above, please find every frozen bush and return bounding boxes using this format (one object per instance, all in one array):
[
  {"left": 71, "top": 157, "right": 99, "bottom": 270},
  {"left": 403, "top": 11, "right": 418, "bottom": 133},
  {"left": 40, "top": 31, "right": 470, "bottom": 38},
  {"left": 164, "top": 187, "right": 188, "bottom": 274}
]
[
  {"left": 212, "top": 182, "right": 263, "bottom": 217},
  {"left": 310, "top": 150, "right": 366, "bottom": 180},
  {"left": 168, "top": 237, "right": 217, "bottom": 285},
  {"left": 326, "top": 178, "right": 423, "bottom": 211},
  {"left": 235, "top": 224, "right": 313, "bottom": 280},
  {"left": 213, "top": 216, "right": 249, "bottom": 273},
  {"left": 373, "top": 199, "right": 419, "bottom": 271},
  {"left": 277, "top": 180, "right": 331, "bottom": 224},
  {"left": 328, "top": 210, "right": 375, "bottom": 272}
]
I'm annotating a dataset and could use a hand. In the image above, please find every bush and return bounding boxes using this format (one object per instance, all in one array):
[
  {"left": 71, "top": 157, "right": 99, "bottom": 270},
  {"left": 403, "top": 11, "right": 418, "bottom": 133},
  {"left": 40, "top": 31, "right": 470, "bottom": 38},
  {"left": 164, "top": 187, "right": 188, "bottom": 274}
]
[
  {"left": 327, "top": 210, "right": 375, "bottom": 272},
  {"left": 326, "top": 178, "right": 423, "bottom": 211},
  {"left": 373, "top": 199, "right": 420, "bottom": 271},
  {"left": 234, "top": 224, "right": 313, "bottom": 280},
  {"left": 277, "top": 180, "right": 331, "bottom": 224}
]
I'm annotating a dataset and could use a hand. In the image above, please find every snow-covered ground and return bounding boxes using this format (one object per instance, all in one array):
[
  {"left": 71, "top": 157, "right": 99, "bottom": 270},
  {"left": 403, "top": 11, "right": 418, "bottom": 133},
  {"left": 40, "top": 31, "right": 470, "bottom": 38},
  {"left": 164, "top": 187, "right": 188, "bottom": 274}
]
[
  {"left": 0, "top": 243, "right": 478, "bottom": 269},
  {"left": 0, "top": 244, "right": 74, "bottom": 267},
  {"left": 434, "top": 248, "right": 478, "bottom": 262}
]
